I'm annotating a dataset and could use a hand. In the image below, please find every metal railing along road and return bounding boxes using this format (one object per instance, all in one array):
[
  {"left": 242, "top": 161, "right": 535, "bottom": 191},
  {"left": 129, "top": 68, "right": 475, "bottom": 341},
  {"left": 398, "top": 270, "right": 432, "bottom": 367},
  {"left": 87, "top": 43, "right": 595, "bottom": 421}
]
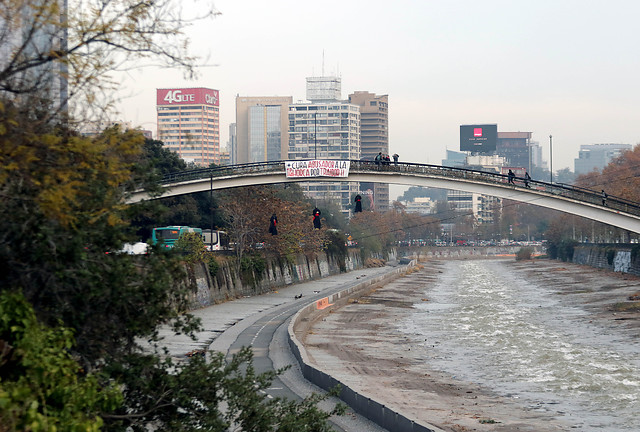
[{"left": 159, "top": 160, "right": 640, "bottom": 218}]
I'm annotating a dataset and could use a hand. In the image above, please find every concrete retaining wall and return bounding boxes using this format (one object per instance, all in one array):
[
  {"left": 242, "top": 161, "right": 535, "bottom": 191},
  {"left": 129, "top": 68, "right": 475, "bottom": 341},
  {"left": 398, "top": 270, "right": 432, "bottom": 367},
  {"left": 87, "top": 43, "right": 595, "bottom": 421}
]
[
  {"left": 287, "top": 263, "right": 441, "bottom": 432},
  {"left": 572, "top": 244, "right": 640, "bottom": 276},
  {"left": 187, "top": 249, "right": 364, "bottom": 309}
]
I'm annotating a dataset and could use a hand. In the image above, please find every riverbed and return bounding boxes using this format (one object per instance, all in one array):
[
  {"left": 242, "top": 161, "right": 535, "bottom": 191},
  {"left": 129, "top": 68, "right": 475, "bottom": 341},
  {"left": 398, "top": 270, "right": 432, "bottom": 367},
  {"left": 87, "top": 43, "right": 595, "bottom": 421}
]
[{"left": 302, "top": 258, "right": 640, "bottom": 431}]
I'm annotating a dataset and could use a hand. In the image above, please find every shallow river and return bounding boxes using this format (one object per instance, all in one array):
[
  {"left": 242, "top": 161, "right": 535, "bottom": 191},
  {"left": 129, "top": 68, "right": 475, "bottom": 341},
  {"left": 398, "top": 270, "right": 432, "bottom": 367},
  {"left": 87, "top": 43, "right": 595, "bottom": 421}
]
[{"left": 401, "top": 260, "right": 640, "bottom": 431}]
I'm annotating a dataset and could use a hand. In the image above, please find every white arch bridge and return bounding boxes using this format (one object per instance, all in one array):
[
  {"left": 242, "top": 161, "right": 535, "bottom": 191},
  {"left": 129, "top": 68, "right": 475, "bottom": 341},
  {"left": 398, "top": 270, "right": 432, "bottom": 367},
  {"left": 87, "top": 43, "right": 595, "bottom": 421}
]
[{"left": 127, "top": 160, "right": 640, "bottom": 234}]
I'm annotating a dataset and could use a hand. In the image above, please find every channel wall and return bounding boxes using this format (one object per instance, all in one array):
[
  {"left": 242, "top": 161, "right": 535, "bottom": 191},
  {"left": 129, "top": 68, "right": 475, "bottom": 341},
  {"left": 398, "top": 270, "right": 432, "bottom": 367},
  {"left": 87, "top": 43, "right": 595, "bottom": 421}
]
[{"left": 287, "top": 261, "right": 443, "bottom": 432}]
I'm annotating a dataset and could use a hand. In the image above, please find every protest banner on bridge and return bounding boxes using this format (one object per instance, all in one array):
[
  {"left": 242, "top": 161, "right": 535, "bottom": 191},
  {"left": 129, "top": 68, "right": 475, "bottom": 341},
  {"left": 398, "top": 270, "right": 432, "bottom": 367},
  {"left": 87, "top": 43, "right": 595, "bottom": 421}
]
[{"left": 285, "top": 160, "right": 350, "bottom": 178}]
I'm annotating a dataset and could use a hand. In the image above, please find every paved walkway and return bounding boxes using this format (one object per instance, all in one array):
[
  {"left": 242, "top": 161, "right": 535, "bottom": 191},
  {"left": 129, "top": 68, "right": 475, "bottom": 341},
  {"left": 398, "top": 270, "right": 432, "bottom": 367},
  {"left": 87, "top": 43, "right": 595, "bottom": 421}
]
[
  {"left": 155, "top": 264, "right": 401, "bottom": 432},
  {"left": 157, "top": 264, "right": 398, "bottom": 359}
]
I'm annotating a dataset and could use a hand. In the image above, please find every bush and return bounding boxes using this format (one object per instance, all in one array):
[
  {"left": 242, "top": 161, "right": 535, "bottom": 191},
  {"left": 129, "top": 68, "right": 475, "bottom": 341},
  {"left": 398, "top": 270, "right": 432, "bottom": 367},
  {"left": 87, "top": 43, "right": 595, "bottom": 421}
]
[
  {"left": 207, "top": 254, "right": 220, "bottom": 278},
  {"left": 516, "top": 247, "right": 533, "bottom": 261},
  {"left": 239, "top": 254, "right": 267, "bottom": 285},
  {"left": 547, "top": 239, "right": 578, "bottom": 261},
  {"left": 173, "top": 232, "right": 207, "bottom": 263}
]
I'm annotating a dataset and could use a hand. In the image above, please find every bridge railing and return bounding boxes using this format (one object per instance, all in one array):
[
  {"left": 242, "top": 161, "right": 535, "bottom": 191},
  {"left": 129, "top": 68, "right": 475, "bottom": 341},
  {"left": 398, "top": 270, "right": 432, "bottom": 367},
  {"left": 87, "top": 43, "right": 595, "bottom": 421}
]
[
  {"left": 159, "top": 160, "right": 640, "bottom": 217},
  {"left": 160, "top": 161, "right": 286, "bottom": 184},
  {"left": 349, "top": 160, "right": 640, "bottom": 217}
]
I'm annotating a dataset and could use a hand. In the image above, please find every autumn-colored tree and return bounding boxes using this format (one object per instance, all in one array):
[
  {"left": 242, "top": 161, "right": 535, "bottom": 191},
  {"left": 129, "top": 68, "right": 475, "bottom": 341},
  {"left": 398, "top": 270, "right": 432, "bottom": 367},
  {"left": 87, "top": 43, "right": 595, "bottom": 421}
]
[
  {"left": 219, "top": 186, "right": 328, "bottom": 261},
  {"left": 575, "top": 144, "right": 640, "bottom": 203}
]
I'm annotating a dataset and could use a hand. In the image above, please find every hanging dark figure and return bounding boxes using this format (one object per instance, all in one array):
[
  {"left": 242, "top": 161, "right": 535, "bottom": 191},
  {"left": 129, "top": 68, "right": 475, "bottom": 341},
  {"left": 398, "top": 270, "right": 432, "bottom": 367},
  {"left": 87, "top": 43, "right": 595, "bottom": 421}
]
[
  {"left": 312, "top": 207, "right": 322, "bottom": 229},
  {"left": 602, "top": 190, "right": 607, "bottom": 206},
  {"left": 269, "top": 213, "right": 278, "bottom": 235},
  {"left": 507, "top": 169, "right": 515, "bottom": 184},
  {"left": 354, "top": 194, "right": 362, "bottom": 213},
  {"left": 524, "top": 171, "right": 531, "bottom": 188}
]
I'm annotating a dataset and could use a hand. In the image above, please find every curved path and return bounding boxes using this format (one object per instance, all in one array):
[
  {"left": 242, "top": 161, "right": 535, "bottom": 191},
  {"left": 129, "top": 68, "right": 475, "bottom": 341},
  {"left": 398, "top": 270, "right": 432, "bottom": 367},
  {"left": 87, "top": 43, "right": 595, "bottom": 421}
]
[{"left": 159, "top": 264, "right": 407, "bottom": 431}]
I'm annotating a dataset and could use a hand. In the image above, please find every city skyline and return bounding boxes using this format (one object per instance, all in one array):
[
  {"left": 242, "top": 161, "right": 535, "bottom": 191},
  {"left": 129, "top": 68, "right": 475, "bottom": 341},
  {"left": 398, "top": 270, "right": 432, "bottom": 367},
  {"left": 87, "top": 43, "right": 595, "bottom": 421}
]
[{"left": 114, "top": 0, "right": 640, "bottom": 173}]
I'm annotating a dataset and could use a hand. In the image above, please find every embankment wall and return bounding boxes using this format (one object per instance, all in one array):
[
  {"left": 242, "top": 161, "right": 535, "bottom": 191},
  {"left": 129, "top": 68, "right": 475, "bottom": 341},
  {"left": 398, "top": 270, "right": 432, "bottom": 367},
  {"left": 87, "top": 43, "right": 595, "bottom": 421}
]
[
  {"left": 572, "top": 244, "right": 640, "bottom": 276},
  {"left": 288, "top": 262, "right": 439, "bottom": 432},
  {"left": 186, "top": 249, "right": 372, "bottom": 309}
]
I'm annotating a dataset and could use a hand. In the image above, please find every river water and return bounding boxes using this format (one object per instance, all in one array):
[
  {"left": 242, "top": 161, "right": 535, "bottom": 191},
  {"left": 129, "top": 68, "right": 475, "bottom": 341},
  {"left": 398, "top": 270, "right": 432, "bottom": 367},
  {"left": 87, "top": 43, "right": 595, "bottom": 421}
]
[{"left": 401, "top": 260, "right": 640, "bottom": 431}]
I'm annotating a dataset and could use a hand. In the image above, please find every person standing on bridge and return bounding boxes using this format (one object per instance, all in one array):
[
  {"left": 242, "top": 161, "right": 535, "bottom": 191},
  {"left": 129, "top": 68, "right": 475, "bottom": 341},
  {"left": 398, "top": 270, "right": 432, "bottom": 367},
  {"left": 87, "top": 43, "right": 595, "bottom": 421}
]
[
  {"left": 392, "top": 153, "right": 399, "bottom": 164},
  {"left": 375, "top": 152, "right": 382, "bottom": 166},
  {"left": 269, "top": 213, "right": 278, "bottom": 235},
  {"left": 524, "top": 171, "right": 531, "bottom": 188},
  {"left": 508, "top": 169, "right": 515, "bottom": 184},
  {"left": 602, "top": 190, "right": 608, "bottom": 206}
]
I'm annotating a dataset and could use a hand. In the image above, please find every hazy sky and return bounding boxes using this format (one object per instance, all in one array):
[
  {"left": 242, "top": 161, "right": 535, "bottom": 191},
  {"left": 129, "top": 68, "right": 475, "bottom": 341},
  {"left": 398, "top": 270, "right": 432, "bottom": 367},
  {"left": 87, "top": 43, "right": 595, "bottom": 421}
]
[{"left": 116, "top": 0, "right": 640, "bottom": 172}]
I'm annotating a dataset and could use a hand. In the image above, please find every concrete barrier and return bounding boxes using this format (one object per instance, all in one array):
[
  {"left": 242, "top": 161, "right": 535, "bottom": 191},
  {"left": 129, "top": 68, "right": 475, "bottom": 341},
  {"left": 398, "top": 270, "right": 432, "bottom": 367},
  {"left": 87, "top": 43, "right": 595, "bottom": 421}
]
[{"left": 287, "top": 262, "right": 443, "bottom": 432}]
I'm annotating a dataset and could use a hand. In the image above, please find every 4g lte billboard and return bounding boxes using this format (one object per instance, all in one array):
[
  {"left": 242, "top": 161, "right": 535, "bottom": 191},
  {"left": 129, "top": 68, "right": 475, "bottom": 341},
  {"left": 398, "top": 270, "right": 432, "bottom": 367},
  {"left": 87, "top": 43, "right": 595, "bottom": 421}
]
[
  {"left": 156, "top": 87, "right": 219, "bottom": 106},
  {"left": 460, "top": 124, "right": 497, "bottom": 153}
]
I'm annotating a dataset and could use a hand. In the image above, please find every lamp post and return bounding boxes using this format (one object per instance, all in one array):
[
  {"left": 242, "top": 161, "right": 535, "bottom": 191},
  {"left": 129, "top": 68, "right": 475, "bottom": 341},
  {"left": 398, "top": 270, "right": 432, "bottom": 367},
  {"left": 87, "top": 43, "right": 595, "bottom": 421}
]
[
  {"left": 209, "top": 174, "right": 213, "bottom": 251},
  {"left": 549, "top": 134, "right": 553, "bottom": 183},
  {"left": 314, "top": 111, "right": 317, "bottom": 160}
]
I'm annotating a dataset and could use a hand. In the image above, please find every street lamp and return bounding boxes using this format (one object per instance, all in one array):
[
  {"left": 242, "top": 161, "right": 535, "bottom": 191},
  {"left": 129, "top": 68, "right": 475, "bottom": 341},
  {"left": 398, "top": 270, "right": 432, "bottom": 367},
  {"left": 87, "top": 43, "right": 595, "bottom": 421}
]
[
  {"left": 314, "top": 111, "right": 317, "bottom": 160},
  {"left": 549, "top": 134, "right": 553, "bottom": 183},
  {"left": 209, "top": 174, "right": 213, "bottom": 251}
]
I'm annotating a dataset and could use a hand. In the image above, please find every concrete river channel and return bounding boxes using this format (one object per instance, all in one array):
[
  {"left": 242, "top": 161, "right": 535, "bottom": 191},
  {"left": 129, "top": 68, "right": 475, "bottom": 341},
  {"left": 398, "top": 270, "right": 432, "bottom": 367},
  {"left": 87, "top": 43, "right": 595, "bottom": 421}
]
[{"left": 399, "top": 259, "right": 640, "bottom": 431}]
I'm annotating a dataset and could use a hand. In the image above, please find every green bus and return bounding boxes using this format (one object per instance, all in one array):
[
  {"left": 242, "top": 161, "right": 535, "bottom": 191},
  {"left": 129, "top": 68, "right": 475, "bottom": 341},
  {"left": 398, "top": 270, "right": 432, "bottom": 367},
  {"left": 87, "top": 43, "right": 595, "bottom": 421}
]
[{"left": 151, "top": 226, "right": 203, "bottom": 249}]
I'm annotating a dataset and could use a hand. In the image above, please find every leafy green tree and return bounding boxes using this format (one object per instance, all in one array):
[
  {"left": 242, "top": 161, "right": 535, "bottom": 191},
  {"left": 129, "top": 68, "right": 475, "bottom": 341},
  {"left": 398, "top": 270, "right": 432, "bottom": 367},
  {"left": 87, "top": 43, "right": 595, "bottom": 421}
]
[
  {"left": 0, "top": 1, "right": 343, "bottom": 428},
  {"left": 0, "top": 112, "right": 341, "bottom": 430},
  {"left": 0, "top": 291, "right": 122, "bottom": 432},
  {"left": 173, "top": 231, "right": 207, "bottom": 264}
]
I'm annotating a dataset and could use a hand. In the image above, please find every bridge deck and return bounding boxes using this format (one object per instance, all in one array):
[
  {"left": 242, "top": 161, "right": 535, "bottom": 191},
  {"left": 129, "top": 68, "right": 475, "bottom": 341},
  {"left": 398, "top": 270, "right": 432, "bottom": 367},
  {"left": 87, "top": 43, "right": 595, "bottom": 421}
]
[{"left": 155, "top": 160, "right": 640, "bottom": 219}]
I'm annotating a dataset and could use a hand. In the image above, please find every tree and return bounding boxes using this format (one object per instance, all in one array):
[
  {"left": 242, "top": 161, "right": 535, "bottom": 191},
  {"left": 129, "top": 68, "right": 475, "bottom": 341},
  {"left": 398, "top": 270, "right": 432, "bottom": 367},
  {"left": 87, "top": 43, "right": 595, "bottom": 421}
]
[
  {"left": 575, "top": 144, "right": 640, "bottom": 203},
  {"left": 0, "top": 115, "right": 342, "bottom": 430},
  {"left": 0, "top": 291, "right": 122, "bottom": 432},
  {"left": 219, "top": 186, "right": 328, "bottom": 261},
  {"left": 0, "top": 0, "right": 220, "bottom": 121}
]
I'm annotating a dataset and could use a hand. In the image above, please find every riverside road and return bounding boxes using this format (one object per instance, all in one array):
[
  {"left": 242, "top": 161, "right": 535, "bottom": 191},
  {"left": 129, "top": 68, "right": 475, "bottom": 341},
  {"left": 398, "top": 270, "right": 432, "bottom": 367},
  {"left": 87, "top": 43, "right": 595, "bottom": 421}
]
[{"left": 158, "top": 264, "right": 403, "bottom": 432}]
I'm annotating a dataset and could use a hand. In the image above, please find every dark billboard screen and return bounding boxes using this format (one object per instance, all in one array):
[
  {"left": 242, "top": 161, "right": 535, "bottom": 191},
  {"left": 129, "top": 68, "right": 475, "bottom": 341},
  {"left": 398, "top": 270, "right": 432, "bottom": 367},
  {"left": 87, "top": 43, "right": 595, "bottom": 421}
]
[{"left": 460, "top": 124, "right": 497, "bottom": 153}]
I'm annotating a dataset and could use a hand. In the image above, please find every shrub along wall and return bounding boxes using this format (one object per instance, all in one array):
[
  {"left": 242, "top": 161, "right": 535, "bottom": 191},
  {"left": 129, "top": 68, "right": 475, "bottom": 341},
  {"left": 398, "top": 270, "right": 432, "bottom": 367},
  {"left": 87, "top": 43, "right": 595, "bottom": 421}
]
[
  {"left": 186, "top": 249, "right": 364, "bottom": 309},
  {"left": 572, "top": 244, "right": 640, "bottom": 276}
]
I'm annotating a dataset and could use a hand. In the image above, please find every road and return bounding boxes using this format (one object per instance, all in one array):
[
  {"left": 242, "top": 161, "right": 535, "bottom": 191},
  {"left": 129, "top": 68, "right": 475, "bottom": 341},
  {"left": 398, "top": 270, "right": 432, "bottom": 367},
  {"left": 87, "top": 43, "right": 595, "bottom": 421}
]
[{"left": 160, "top": 264, "right": 400, "bottom": 431}]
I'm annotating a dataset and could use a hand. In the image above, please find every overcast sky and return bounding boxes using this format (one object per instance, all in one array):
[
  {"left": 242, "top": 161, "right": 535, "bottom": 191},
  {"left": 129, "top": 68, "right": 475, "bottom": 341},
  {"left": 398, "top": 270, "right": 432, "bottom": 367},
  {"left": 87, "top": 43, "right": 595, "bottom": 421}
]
[{"left": 116, "top": 0, "right": 640, "bottom": 173}]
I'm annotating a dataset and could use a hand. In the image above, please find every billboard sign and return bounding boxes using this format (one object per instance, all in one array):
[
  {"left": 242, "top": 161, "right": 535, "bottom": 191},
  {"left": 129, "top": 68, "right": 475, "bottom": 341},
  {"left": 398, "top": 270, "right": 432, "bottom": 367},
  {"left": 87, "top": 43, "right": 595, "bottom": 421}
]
[
  {"left": 285, "top": 160, "right": 350, "bottom": 178},
  {"left": 460, "top": 124, "right": 497, "bottom": 153},
  {"left": 157, "top": 88, "right": 219, "bottom": 106}
]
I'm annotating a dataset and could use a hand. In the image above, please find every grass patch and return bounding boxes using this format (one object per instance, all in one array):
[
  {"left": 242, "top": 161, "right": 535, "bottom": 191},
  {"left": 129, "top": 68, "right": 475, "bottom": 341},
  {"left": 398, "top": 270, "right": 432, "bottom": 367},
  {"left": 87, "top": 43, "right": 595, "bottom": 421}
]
[
  {"left": 612, "top": 302, "right": 640, "bottom": 312},
  {"left": 479, "top": 418, "right": 500, "bottom": 424}
]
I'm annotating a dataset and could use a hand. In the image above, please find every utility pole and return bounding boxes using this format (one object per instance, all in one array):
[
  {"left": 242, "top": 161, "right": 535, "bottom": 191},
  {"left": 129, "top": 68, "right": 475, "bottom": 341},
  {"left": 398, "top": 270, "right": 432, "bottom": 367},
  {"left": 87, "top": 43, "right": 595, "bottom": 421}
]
[{"left": 549, "top": 134, "right": 553, "bottom": 183}]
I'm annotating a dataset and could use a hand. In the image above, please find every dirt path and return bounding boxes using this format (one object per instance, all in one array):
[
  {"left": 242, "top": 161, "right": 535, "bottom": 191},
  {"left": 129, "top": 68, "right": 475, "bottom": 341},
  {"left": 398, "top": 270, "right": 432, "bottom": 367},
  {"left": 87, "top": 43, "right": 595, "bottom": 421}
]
[{"left": 299, "top": 259, "right": 640, "bottom": 432}]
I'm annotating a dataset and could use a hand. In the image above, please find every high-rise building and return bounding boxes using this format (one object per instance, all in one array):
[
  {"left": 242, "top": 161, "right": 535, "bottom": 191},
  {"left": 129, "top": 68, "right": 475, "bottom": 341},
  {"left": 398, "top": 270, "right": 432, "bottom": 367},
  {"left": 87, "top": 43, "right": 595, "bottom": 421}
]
[
  {"left": 1, "top": 0, "right": 69, "bottom": 115},
  {"left": 348, "top": 91, "right": 389, "bottom": 211},
  {"left": 156, "top": 87, "right": 220, "bottom": 166},
  {"left": 228, "top": 123, "right": 237, "bottom": 165},
  {"left": 496, "top": 132, "right": 534, "bottom": 171},
  {"left": 288, "top": 77, "right": 361, "bottom": 216},
  {"left": 442, "top": 153, "right": 505, "bottom": 225},
  {"left": 574, "top": 143, "right": 632, "bottom": 175},
  {"left": 235, "top": 96, "right": 292, "bottom": 164},
  {"left": 306, "top": 76, "right": 341, "bottom": 102}
]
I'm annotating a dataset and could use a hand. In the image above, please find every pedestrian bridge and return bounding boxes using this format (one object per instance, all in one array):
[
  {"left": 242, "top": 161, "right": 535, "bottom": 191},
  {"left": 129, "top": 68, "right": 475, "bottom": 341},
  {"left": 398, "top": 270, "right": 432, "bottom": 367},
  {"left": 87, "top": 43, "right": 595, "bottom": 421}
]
[{"left": 127, "top": 160, "right": 640, "bottom": 233}]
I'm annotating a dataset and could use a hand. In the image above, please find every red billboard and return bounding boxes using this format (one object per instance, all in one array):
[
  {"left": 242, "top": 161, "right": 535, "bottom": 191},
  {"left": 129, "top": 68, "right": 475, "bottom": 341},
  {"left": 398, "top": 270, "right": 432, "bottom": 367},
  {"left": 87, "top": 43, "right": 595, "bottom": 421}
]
[{"left": 156, "top": 88, "right": 219, "bottom": 106}]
